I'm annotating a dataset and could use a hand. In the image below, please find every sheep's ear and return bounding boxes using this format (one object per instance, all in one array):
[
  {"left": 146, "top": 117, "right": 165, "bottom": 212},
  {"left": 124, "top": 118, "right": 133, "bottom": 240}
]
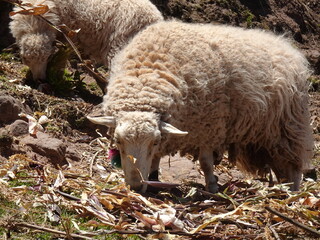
[
  {"left": 160, "top": 122, "right": 188, "bottom": 136},
  {"left": 87, "top": 116, "right": 116, "bottom": 127}
]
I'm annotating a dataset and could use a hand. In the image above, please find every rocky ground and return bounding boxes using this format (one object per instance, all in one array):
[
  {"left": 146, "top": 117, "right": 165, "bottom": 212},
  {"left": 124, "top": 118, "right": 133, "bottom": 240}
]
[{"left": 0, "top": 0, "right": 320, "bottom": 239}]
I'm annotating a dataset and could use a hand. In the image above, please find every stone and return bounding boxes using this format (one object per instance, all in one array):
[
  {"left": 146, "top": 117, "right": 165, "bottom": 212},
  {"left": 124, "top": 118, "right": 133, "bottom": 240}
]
[
  {"left": 21, "top": 132, "right": 67, "bottom": 166},
  {"left": 0, "top": 95, "right": 23, "bottom": 124},
  {"left": 9, "top": 119, "right": 28, "bottom": 136},
  {"left": 65, "top": 144, "right": 82, "bottom": 162},
  {"left": 0, "top": 129, "right": 13, "bottom": 157}
]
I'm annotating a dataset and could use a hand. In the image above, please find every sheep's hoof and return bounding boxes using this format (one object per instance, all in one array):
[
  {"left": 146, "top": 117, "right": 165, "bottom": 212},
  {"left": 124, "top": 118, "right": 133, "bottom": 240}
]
[
  {"left": 304, "top": 168, "right": 317, "bottom": 181},
  {"left": 148, "top": 170, "right": 159, "bottom": 181},
  {"left": 206, "top": 183, "right": 219, "bottom": 193}
]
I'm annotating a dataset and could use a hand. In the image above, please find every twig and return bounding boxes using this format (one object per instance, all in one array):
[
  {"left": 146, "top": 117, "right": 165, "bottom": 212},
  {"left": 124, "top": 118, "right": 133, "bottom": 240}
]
[
  {"left": 269, "top": 224, "right": 281, "bottom": 240},
  {"left": 265, "top": 206, "right": 320, "bottom": 237},
  {"left": 101, "top": 189, "right": 128, "bottom": 198},
  {"left": 95, "top": 229, "right": 213, "bottom": 237},
  {"left": 55, "top": 190, "right": 81, "bottom": 201},
  {"left": 213, "top": 222, "right": 219, "bottom": 234},
  {"left": 64, "top": 173, "right": 89, "bottom": 179},
  {"left": 3, "top": 232, "right": 8, "bottom": 240},
  {"left": 2, "top": 164, "right": 19, "bottom": 181},
  {"left": 220, "top": 219, "right": 259, "bottom": 230},
  {"left": 181, "top": 201, "right": 221, "bottom": 210},
  {"left": 14, "top": 221, "right": 219, "bottom": 238},
  {"left": 89, "top": 149, "right": 102, "bottom": 177},
  {"left": 225, "top": 234, "right": 258, "bottom": 239},
  {"left": 196, "top": 189, "right": 232, "bottom": 202},
  {"left": 79, "top": 62, "right": 108, "bottom": 93},
  {"left": 15, "top": 222, "right": 95, "bottom": 240}
]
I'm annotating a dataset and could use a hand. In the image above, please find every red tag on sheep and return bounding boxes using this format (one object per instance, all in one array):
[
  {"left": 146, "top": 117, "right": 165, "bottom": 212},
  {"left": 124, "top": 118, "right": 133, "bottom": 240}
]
[{"left": 108, "top": 149, "right": 121, "bottom": 168}]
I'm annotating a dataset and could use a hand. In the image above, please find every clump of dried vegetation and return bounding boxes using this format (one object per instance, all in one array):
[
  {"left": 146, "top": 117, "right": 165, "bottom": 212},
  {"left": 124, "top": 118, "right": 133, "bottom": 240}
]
[{"left": 1, "top": 151, "right": 320, "bottom": 240}]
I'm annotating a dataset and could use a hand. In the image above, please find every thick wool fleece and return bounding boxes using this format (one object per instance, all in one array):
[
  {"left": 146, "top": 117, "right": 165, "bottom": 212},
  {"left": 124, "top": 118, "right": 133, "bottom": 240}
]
[
  {"left": 10, "top": 0, "right": 163, "bottom": 66},
  {"left": 104, "top": 20, "right": 313, "bottom": 179}
]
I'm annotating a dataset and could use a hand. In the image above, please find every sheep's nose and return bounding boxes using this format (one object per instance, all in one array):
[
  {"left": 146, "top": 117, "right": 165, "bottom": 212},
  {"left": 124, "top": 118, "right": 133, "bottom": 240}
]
[{"left": 128, "top": 182, "right": 147, "bottom": 193}]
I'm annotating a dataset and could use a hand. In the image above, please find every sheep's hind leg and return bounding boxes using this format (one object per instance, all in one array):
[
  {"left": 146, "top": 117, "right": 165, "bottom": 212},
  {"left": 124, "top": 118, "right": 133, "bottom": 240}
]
[
  {"left": 272, "top": 160, "right": 302, "bottom": 191},
  {"left": 199, "top": 147, "right": 218, "bottom": 193},
  {"left": 284, "top": 166, "right": 302, "bottom": 191}
]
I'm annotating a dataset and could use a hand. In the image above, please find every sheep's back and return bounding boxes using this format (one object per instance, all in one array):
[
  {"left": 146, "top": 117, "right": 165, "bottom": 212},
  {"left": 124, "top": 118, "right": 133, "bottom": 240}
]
[
  {"left": 107, "top": 21, "right": 311, "bottom": 153},
  {"left": 10, "top": 0, "right": 59, "bottom": 40},
  {"left": 54, "top": 0, "right": 163, "bottom": 66}
]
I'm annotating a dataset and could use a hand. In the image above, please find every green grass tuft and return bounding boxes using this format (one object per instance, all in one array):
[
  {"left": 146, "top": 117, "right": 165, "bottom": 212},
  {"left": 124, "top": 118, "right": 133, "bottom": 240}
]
[
  {"left": 242, "top": 9, "right": 255, "bottom": 27},
  {"left": 0, "top": 75, "right": 8, "bottom": 82},
  {"left": 309, "top": 76, "right": 320, "bottom": 92},
  {"left": 46, "top": 46, "right": 86, "bottom": 96},
  {"left": 0, "top": 52, "right": 16, "bottom": 62}
]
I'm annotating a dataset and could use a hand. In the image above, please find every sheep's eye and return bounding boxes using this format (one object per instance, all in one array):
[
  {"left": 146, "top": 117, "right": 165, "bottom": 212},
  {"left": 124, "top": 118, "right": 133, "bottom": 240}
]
[{"left": 114, "top": 138, "right": 121, "bottom": 145}]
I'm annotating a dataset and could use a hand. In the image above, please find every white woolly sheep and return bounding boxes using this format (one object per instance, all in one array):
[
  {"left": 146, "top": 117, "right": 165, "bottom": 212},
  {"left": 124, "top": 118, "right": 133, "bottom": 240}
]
[
  {"left": 88, "top": 20, "right": 314, "bottom": 193},
  {"left": 9, "top": 0, "right": 163, "bottom": 81}
]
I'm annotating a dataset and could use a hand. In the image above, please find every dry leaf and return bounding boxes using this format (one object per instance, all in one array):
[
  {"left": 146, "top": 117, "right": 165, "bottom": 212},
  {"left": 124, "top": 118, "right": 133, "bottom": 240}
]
[
  {"left": 53, "top": 170, "right": 65, "bottom": 189},
  {"left": 301, "top": 196, "right": 320, "bottom": 209},
  {"left": 153, "top": 207, "right": 176, "bottom": 226},
  {"left": 10, "top": 4, "right": 49, "bottom": 16},
  {"left": 19, "top": 113, "right": 46, "bottom": 136}
]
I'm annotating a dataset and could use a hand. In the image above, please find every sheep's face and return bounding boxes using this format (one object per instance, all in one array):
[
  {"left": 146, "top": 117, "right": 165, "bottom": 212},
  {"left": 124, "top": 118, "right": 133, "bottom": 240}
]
[
  {"left": 87, "top": 112, "right": 188, "bottom": 192},
  {"left": 113, "top": 112, "right": 161, "bottom": 192},
  {"left": 19, "top": 33, "right": 54, "bottom": 81}
]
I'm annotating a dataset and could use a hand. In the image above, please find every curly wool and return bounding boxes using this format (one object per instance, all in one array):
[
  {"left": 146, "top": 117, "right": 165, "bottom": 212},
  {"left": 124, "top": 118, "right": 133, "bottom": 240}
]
[
  {"left": 10, "top": 0, "right": 59, "bottom": 41},
  {"left": 104, "top": 20, "right": 313, "bottom": 178},
  {"left": 10, "top": 0, "right": 163, "bottom": 66}
]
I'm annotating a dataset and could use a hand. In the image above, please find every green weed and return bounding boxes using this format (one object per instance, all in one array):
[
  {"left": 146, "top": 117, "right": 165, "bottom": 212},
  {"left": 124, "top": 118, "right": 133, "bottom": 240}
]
[
  {"left": 0, "top": 75, "right": 8, "bottom": 82},
  {"left": 242, "top": 9, "right": 255, "bottom": 27},
  {"left": 46, "top": 46, "right": 85, "bottom": 96},
  {"left": 309, "top": 76, "right": 320, "bottom": 91},
  {"left": 0, "top": 52, "right": 16, "bottom": 62}
]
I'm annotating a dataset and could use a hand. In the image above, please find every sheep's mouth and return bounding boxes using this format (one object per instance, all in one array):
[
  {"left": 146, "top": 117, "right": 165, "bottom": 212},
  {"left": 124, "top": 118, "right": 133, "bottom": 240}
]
[{"left": 128, "top": 182, "right": 147, "bottom": 193}]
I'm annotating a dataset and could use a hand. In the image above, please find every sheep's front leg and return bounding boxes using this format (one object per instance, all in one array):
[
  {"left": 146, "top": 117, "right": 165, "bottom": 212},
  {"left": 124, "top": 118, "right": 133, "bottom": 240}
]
[
  {"left": 148, "top": 157, "right": 161, "bottom": 181},
  {"left": 199, "top": 147, "right": 218, "bottom": 193}
]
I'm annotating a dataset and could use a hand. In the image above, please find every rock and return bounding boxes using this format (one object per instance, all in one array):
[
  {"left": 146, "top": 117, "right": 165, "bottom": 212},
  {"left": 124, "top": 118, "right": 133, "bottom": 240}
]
[
  {"left": 9, "top": 119, "right": 28, "bottom": 136},
  {"left": 65, "top": 144, "right": 82, "bottom": 162},
  {"left": 21, "top": 132, "right": 67, "bottom": 166},
  {"left": 0, "top": 95, "right": 24, "bottom": 124},
  {"left": 0, "top": 129, "right": 13, "bottom": 157}
]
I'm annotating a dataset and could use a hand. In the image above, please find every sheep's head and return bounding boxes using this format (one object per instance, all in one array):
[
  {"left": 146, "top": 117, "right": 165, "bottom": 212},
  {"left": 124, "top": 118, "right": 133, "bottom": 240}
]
[
  {"left": 88, "top": 111, "right": 188, "bottom": 192},
  {"left": 19, "top": 33, "right": 54, "bottom": 81}
]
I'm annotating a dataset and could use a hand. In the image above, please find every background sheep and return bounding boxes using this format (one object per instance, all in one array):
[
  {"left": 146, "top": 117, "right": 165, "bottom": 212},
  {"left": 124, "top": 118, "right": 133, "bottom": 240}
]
[
  {"left": 88, "top": 20, "right": 314, "bottom": 193},
  {"left": 9, "top": 0, "right": 163, "bottom": 83}
]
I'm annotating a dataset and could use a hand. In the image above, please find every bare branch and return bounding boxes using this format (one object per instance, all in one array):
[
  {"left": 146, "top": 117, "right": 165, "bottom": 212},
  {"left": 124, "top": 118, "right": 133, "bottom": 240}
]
[
  {"left": 265, "top": 206, "right": 320, "bottom": 237},
  {"left": 15, "top": 222, "right": 95, "bottom": 240}
]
